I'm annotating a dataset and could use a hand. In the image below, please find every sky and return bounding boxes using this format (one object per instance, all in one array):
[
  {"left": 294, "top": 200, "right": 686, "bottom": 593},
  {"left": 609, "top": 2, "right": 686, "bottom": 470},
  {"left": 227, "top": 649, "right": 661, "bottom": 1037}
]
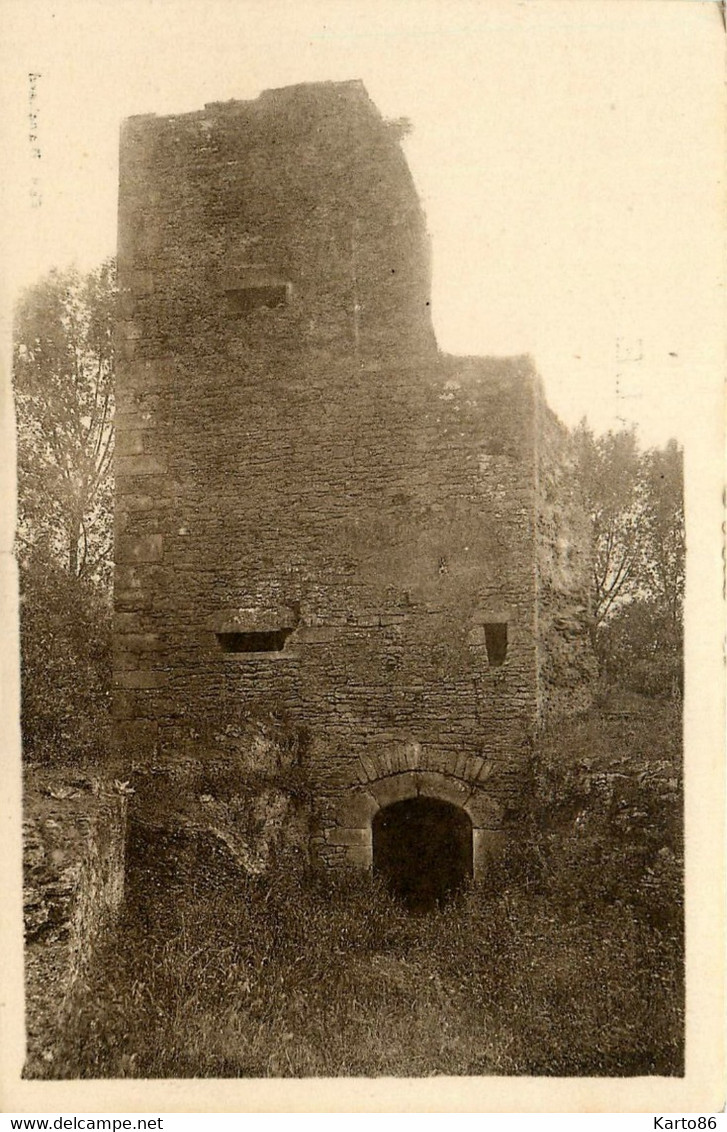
[{"left": 0, "top": 0, "right": 724, "bottom": 446}]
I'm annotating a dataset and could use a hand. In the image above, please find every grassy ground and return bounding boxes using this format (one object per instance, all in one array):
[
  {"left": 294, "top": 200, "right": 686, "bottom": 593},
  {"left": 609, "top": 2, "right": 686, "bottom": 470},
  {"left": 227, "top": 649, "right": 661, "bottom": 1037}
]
[
  {"left": 51, "top": 853, "right": 682, "bottom": 1077},
  {"left": 35, "top": 696, "right": 684, "bottom": 1078}
]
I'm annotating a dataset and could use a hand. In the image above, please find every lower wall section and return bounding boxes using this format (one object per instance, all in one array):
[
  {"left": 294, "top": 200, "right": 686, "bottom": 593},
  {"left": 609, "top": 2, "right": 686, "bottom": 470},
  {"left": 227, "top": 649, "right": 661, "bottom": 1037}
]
[
  {"left": 21, "top": 724, "right": 517, "bottom": 1074},
  {"left": 23, "top": 773, "right": 128, "bottom": 1076}
]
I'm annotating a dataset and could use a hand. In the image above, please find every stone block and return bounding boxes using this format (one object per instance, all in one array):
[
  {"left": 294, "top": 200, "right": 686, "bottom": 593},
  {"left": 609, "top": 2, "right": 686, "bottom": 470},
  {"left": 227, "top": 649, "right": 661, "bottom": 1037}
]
[
  {"left": 473, "top": 828, "right": 507, "bottom": 880},
  {"left": 298, "top": 627, "right": 337, "bottom": 643},
  {"left": 112, "top": 690, "right": 141, "bottom": 719},
  {"left": 118, "top": 338, "right": 138, "bottom": 362},
  {"left": 336, "top": 790, "right": 379, "bottom": 827},
  {"left": 115, "top": 564, "right": 149, "bottom": 597},
  {"left": 464, "top": 790, "right": 503, "bottom": 829},
  {"left": 420, "top": 748, "right": 450, "bottom": 777},
  {"left": 116, "top": 632, "right": 160, "bottom": 653},
  {"left": 326, "top": 827, "right": 370, "bottom": 848},
  {"left": 115, "top": 431, "right": 145, "bottom": 456},
  {"left": 358, "top": 755, "right": 378, "bottom": 782},
  {"left": 116, "top": 475, "right": 172, "bottom": 500},
  {"left": 474, "top": 758, "right": 494, "bottom": 783},
  {"left": 116, "top": 454, "right": 167, "bottom": 477},
  {"left": 118, "top": 289, "right": 136, "bottom": 319},
  {"left": 117, "top": 494, "right": 157, "bottom": 513},
  {"left": 352, "top": 761, "right": 371, "bottom": 785},
  {"left": 113, "top": 670, "right": 166, "bottom": 690},
  {"left": 453, "top": 751, "right": 470, "bottom": 780},
  {"left": 122, "top": 357, "right": 176, "bottom": 392},
  {"left": 368, "top": 772, "right": 418, "bottom": 809},
  {"left": 115, "top": 588, "right": 153, "bottom": 612},
  {"left": 212, "top": 606, "right": 298, "bottom": 633},
  {"left": 116, "top": 410, "right": 156, "bottom": 431},
  {"left": 113, "top": 648, "right": 142, "bottom": 672},
  {"left": 378, "top": 748, "right": 394, "bottom": 776},
  {"left": 114, "top": 385, "right": 142, "bottom": 415},
  {"left": 402, "top": 740, "right": 422, "bottom": 771},
  {"left": 464, "top": 755, "right": 486, "bottom": 782},
  {"left": 343, "top": 844, "right": 372, "bottom": 870},
  {"left": 117, "top": 534, "right": 163, "bottom": 564},
  {"left": 417, "top": 771, "right": 472, "bottom": 809}
]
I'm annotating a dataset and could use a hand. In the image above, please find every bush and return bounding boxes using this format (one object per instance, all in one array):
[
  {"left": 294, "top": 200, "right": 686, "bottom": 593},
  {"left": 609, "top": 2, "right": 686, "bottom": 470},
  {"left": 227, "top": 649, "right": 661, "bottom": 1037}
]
[
  {"left": 19, "top": 551, "right": 111, "bottom": 766},
  {"left": 596, "top": 600, "right": 682, "bottom": 699},
  {"left": 525, "top": 702, "right": 683, "bottom": 933}
]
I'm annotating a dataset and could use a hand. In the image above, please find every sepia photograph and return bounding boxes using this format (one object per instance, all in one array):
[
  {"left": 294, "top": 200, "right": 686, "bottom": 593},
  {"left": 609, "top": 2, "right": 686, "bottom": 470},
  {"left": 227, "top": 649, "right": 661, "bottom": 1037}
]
[{"left": 0, "top": 0, "right": 723, "bottom": 1113}]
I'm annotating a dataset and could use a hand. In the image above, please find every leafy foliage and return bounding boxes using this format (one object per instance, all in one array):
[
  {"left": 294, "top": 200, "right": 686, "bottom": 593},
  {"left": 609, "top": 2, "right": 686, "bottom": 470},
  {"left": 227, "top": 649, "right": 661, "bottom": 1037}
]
[
  {"left": 573, "top": 422, "right": 684, "bottom": 697},
  {"left": 573, "top": 423, "right": 646, "bottom": 627},
  {"left": 19, "top": 549, "right": 112, "bottom": 766},
  {"left": 597, "top": 600, "right": 683, "bottom": 698},
  {"left": 639, "top": 440, "right": 685, "bottom": 628},
  {"left": 13, "top": 261, "right": 116, "bottom": 585},
  {"left": 527, "top": 700, "right": 683, "bottom": 932},
  {"left": 13, "top": 262, "right": 117, "bottom": 765}
]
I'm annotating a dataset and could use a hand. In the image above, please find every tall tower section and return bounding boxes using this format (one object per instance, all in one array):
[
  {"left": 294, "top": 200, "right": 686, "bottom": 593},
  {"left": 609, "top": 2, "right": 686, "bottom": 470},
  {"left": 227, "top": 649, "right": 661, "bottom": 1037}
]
[{"left": 114, "top": 81, "right": 594, "bottom": 880}]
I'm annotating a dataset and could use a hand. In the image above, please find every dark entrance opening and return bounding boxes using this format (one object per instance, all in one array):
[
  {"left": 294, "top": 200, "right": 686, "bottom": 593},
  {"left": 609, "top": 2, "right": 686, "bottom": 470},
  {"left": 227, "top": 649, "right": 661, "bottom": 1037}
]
[{"left": 372, "top": 797, "right": 473, "bottom": 912}]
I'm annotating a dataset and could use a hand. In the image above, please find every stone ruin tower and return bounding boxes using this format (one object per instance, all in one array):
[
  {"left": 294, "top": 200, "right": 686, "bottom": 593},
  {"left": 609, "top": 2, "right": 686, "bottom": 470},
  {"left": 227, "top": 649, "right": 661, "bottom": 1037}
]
[{"left": 114, "top": 80, "right": 594, "bottom": 896}]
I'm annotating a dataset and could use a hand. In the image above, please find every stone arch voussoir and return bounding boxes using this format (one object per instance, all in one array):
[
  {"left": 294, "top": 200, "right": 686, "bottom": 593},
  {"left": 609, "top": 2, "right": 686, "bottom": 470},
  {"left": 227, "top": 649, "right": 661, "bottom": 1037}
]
[{"left": 329, "top": 761, "right": 506, "bottom": 878}]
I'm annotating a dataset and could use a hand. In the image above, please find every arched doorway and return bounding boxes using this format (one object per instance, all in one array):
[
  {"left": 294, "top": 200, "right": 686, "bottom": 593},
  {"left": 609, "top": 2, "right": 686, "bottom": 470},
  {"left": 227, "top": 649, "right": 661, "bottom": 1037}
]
[{"left": 372, "top": 797, "right": 473, "bottom": 911}]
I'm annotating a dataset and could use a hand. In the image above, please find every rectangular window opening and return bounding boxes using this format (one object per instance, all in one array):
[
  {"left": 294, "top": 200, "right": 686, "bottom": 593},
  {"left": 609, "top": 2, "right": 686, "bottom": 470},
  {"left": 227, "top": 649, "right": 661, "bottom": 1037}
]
[
  {"left": 216, "top": 628, "right": 293, "bottom": 654},
  {"left": 226, "top": 284, "right": 289, "bottom": 316},
  {"left": 484, "top": 622, "right": 508, "bottom": 667}
]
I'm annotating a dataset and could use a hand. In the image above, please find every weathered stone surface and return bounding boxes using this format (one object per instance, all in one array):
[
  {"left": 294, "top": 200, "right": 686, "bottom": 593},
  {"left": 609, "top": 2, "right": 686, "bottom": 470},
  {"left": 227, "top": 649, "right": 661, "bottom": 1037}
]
[
  {"left": 115, "top": 454, "right": 166, "bottom": 477},
  {"left": 113, "top": 670, "right": 166, "bottom": 690},
  {"left": 337, "top": 790, "right": 379, "bottom": 827},
  {"left": 417, "top": 772, "right": 472, "bottom": 809},
  {"left": 342, "top": 844, "right": 372, "bottom": 870},
  {"left": 23, "top": 777, "right": 127, "bottom": 1077},
  {"left": 464, "top": 790, "right": 503, "bottom": 829},
  {"left": 368, "top": 772, "right": 420, "bottom": 809},
  {"left": 325, "top": 827, "right": 370, "bottom": 848},
  {"left": 114, "top": 79, "right": 594, "bottom": 874},
  {"left": 472, "top": 828, "right": 507, "bottom": 880},
  {"left": 115, "top": 430, "right": 146, "bottom": 456}
]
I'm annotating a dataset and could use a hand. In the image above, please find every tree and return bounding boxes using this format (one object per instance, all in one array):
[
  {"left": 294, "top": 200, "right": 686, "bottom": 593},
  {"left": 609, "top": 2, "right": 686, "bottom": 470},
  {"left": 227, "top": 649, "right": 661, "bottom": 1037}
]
[
  {"left": 13, "top": 261, "right": 117, "bottom": 764},
  {"left": 572, "top": 422, "right": 646, "bottom": 631},
  {"left": 573, "top": 421, "right": 685, "bottom": 697},
  {"left": 640, "top": 440, "right": 685, "bottom": 633},
  {"left": 13, "top": 260, "right": 116, "bottom": 586}
]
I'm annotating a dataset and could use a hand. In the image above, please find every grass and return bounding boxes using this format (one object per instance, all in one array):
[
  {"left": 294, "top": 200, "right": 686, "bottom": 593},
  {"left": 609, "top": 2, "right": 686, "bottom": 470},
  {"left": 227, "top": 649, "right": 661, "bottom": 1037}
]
[
  {"left": 35, "top": 695, "right": 684, "bottom": 1079},
  {"left": 48, "top": 851, "right": 682, "bottom": 1078}
]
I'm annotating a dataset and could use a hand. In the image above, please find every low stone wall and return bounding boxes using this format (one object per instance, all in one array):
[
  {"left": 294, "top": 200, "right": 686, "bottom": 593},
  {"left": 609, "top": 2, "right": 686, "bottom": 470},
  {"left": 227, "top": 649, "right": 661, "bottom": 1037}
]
[{"left": 23, "top": 773, "right": 128, "bottom": 1077}]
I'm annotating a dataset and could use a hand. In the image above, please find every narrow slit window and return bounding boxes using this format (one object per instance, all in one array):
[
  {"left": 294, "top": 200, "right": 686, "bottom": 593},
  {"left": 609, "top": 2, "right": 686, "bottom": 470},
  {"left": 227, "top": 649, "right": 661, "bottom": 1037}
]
[
  {"left": 216, "top": 628, "right": 293, "bottom": 653},
  {"left": 484, "top": 622, "right": 508, "bottom": 667},
  {"left": 226, "top": 284, "right": 289, "bottom": 316}
]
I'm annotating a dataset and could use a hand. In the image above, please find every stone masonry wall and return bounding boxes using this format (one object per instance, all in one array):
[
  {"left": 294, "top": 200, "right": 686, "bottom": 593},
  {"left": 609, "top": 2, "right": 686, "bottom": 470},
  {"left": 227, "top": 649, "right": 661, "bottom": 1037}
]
[
  {"left": 23, "top": 773, "right": 127, "bottom": 1076},
  {"left": 535, "top": 392, "right": 598, "bottom": 722},
  {"left": 114, "top": 80, "right": 593, "bottom": 874}
]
